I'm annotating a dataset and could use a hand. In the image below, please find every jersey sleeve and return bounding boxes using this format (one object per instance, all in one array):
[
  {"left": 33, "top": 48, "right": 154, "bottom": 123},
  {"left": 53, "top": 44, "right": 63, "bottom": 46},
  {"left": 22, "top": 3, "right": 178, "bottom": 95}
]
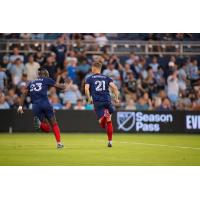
[
  {"left": 107, "top": 76, "right": 113, "bottom": 84},
  {"left": 26, "top": 81, "right": 31, "bottom": 90},
  {"left": 85, "top": 76, "right": 91, "bottom": 85},
  {"left": 26, "top": 81, "right": 31, "bottom": 94},
  {"left": 45, "top": 77, "right": 56, "bottom": 86}
]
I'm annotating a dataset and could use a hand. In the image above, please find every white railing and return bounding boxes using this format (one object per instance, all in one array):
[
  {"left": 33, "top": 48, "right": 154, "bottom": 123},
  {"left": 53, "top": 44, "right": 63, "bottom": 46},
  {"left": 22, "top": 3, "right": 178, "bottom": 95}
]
[{"left": 1, "top": 40, "right": 200, "bottom": 56}]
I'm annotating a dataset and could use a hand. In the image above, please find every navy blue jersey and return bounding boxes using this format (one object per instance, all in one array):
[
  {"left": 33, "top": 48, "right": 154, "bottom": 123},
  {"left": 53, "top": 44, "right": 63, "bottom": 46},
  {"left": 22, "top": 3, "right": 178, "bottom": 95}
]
[
  {"left": 27, "top": 77, "right": 55, "bottom": 104},
  {"left": 86, "top": 74, "right": 113, "bottom": 103}
]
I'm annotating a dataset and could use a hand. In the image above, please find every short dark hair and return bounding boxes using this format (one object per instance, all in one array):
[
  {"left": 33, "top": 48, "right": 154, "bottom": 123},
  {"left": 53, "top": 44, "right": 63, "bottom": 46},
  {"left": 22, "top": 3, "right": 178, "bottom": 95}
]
[
  {"left": 147, "top": 66, "right": 152, "bottom": 71},
  {"left": 15, "top": 58, "right": 21, "bottom": 62},
  {"left": 28, "top": 53, "right": 34, "bottom": 58}
]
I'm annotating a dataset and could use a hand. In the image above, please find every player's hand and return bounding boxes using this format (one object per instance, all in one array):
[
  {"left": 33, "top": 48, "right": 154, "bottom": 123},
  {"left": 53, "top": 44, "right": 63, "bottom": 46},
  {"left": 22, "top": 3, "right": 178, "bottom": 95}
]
[
  {"left": 66, "top": 78, "right": 72, "bottom": 85},
  {"left": 17, "top": 106, "right": 24, "bottom": 114},
  {"left": 114, "top": 98, "right": 120, "bottom": 104}
]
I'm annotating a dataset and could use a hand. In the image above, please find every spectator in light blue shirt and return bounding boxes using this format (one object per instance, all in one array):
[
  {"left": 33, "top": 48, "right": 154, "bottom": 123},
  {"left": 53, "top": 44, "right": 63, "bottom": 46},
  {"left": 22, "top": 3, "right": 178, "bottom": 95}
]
[
  {"left": 0, "top": 66, "right": 7, "bottom": 91},
  {"left": 61, "top": 80, "right": 82, "bottom": 105},
  {"left": 136, "top": 102, "right": 149, "bottom": 110},
  {"left": 149, "top": 56, "right": 159, "bottom": 73},
  {"left": 188, "top": 59, "right": 199, "bottom": 80},
  {"left": 136, "top": 92, "right": 152, "bottom": 110},
  {"left": 9, "top": 47, "right": 24, "bottom": 63},
  {"left": 0, "top": 93, "right": 10, "bottom": 109},
  {"left": 50, "top": 95, "right": 63, "bottom": 110},
  {"left": 103, "top": 63, "right": 121, "bottom": 88},
  {"left": 9, "top": 58, "right": 25, "bottom": 85},
  {"left": 66, "top": 60, "right": 77, "bottom": 83},
  {"left": 77, "top": 60, "right": 91, "bottom": 75}
]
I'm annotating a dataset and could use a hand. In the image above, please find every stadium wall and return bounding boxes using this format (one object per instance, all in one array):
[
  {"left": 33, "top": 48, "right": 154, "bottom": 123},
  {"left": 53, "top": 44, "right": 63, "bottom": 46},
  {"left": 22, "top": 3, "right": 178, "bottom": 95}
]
[{"left": 0, "top": 110, "right": 199, "bottom": 133}]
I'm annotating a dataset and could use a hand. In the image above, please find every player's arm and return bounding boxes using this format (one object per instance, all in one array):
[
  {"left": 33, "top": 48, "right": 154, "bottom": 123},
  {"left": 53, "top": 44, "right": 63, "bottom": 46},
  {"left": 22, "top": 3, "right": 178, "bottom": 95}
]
[
  {"left": 17, "top": 88, "right": 28, "bottom": 114},
  {"left": 54, "top": 83, "right": 66, "bottom": 90},
  {"left": 109, "top": 82, "right": 120, "bottom": 103},
  {"left": 85, "top": 84, "right": 92, "bottom": 104},
  {"left": 54, "top": 77, "right": 71, "bottom": 90}
]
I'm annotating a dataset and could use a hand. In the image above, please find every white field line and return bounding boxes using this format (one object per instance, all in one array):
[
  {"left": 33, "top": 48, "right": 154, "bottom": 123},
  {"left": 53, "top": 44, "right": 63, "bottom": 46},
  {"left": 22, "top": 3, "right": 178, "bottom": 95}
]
[
  {"left": 124, "top": 142, "right": 200, "bottom": 150},
  {"left": 90, "top": 139, "right": 200, "bottom": 151}
]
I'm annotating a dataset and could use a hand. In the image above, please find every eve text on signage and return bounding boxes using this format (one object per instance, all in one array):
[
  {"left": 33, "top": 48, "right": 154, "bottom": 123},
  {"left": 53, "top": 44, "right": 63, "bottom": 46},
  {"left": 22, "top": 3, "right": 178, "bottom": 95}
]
[{"left": 186, "top": 115, "right": 200, "bottom": 130}]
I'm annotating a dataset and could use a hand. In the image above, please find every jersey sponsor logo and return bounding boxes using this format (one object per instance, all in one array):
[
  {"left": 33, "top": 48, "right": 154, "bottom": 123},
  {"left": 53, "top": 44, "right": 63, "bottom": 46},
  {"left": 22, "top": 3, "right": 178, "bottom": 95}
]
[
  {"left": 186, "top": 115, "right": 200, "bottom": 130},
  {"left": 117, "top": 111, "right": 173, "bottom": 132}
]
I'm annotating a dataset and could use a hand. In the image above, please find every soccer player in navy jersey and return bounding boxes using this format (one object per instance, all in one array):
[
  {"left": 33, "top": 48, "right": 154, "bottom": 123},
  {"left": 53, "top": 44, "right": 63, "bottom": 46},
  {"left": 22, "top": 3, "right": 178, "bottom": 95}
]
[
  {"left": 85, "top": 61, "right": 119, "bottom": 147},
  {"left": 17, "top": 69, "right": 66, "bottom": 148}
]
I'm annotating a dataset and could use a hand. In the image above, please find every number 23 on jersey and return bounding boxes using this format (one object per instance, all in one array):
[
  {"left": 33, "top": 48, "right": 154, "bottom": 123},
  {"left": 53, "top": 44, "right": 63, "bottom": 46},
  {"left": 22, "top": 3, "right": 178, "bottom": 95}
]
[{"left": 30, "top": 83, "right": 42, "bottom": 92}]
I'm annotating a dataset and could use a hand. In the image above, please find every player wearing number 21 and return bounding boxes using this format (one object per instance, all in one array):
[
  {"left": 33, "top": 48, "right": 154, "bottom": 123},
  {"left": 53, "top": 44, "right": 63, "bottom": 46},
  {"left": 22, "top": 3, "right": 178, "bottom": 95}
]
[
  {"left": 85, "top": 61, "right": 119, "bottom": 147},
  {"left": 17, "top": 68, "right": 67, "bottom": 148}
]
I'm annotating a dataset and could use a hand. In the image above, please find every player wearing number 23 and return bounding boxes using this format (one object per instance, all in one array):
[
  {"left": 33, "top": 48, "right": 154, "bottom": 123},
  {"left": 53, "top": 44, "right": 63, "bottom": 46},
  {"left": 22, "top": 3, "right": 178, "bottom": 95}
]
[
  {"left": 28, "top": 77, "right": 55, "bottom": 118},
  {"left": 17, "top": 69, "right": 66, "bottom": 148}
]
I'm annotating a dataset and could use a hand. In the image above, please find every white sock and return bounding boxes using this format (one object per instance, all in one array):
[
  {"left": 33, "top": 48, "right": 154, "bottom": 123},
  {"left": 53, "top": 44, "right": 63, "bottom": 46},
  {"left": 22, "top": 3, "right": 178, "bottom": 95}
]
[{"left": 109, "top": 141, "right": 112, "bottom": 144}]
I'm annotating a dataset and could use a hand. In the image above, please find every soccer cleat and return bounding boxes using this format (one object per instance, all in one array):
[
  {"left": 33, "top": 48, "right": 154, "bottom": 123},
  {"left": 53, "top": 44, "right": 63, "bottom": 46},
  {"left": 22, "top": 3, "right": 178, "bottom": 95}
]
[
  {"left": 57, "top": 143, "right": 64, "bottom": 149},
  {"left": 107, "top": 142, "right": 112, "bottom": 148},
  {"left": 33, "top": 116, "right": 40, "bottom": 132}
]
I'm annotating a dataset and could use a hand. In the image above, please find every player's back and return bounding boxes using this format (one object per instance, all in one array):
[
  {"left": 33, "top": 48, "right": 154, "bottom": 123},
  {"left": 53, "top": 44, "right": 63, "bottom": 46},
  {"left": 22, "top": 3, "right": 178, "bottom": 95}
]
[
  {"left": 28, "top": 77, "right": 55, "bottom": 104},
  {"left": 86, "top": 74, "right": 113, "bottom": 103}
]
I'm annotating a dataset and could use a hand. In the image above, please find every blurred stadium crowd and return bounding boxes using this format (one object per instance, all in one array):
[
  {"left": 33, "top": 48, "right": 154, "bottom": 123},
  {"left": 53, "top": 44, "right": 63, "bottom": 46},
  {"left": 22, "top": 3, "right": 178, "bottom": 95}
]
[
  {"left": 1, "top": 33, "right": 200, "bottom": 41},
  {"left": 0, "top": 33, "right": 200, "bottom": 111}
]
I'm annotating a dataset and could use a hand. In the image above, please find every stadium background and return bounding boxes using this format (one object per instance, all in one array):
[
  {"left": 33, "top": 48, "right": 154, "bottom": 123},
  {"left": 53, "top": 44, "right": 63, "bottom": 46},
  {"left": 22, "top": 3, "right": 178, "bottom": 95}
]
[{"left": 0, "top": 33, "right": 199, "bottom": 133}]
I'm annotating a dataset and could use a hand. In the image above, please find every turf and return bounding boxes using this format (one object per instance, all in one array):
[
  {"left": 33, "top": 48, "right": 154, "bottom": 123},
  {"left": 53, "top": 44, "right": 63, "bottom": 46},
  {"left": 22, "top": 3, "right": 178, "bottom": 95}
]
[{"left": 0, "top": 133, "right": 200, "bottom": 166}]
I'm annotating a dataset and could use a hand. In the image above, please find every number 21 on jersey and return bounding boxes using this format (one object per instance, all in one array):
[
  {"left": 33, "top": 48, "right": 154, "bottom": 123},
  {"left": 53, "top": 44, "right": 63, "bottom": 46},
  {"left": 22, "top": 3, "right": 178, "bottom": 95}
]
[{"left": 95, "top": 80, "right": 105, "bottom": 91}]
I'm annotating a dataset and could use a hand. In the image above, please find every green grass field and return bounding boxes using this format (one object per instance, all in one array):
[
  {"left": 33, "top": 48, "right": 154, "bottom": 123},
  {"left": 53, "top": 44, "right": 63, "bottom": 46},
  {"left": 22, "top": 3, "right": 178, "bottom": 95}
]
[{"left": 0, "top": 133, "right": 200, "bottom": 166}]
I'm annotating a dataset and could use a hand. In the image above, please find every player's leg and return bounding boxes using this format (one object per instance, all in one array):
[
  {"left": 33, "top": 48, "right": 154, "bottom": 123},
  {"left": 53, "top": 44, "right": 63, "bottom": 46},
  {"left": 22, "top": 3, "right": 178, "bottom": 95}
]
[
  {"left": 104, "top": 104, "right": 114, "bottom": 147},
  {"left": 44, "top": 104, "right": 63, "bottom": 148},
  {"left": 32, "top": 104, "right": 50, "bottom": 133},
  {"left": 47, "top": 115, "right": 64, "bottom": 148},
  {"left": 98, "top": 110, "right": 113, "bottom": 147},
  {"left": 95, "top": 102, "right": 106, "bottom": 128},
  {"left": 40, "top": 118, "right": 51, "bottom": 133},
  {"left": 99, "top": 114, "right": 107, "bottom": 129},
  {"left": 33, "top": 116, "right": 40, "bottom": 131},
  {"left": 96, "top": 102, "right": 113, "bottom": 147}
]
